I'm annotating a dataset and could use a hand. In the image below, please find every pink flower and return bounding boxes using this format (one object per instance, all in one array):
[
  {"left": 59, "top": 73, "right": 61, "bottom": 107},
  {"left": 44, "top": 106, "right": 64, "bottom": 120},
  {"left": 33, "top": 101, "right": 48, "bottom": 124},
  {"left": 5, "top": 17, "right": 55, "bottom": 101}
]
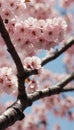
[
  {"left": 26, "top": 80, "right": 39, "bottom": 93},
  {"left": 24, "top": 56, "right": 41, "bottom": 70},
  {"left": 0, "top": 67, "right": 17, "bottom": 94}
]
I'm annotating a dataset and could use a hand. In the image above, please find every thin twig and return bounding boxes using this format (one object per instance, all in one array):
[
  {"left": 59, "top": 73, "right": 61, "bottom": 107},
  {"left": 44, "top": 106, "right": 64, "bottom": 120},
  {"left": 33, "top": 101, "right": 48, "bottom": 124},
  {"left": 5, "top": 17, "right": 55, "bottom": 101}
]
[
  {"left": 57, "top": 72, "right": 74, "bottom": 89},
  {"left": 29, "top": 72, "right": 74, "bottom": 102},
  {"left": 41, "top": 37, "right": 74, "bottom": 66}
]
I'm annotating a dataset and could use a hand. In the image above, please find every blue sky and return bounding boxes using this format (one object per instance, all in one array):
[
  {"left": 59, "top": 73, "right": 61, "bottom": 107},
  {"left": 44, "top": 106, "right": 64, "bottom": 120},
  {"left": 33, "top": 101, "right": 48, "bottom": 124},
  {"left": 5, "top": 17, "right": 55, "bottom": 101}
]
[{"left": 48, "top": 112, "right": 74, "bottom": 130}]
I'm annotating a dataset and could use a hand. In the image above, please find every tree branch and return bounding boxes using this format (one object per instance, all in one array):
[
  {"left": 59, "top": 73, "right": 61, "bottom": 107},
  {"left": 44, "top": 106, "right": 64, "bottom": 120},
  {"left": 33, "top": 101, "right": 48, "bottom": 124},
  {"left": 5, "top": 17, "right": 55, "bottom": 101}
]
[
  {"left": 0, "top": 99, "right": 29, "bottom": 130},
  {"left": 61, "top": 87, "right": 74, "bottom": 92},
  {"left": 56, "top": 72, "right": 74, "bottom": 89},
  {"left": 0, "top": 16, "right": 28, "bottom": 99},
  {"left": 25, "top": 37, "right": 74, "bottom": 77},
  {"left": 41, "top": 37, "right": 74, "bottom": 66},
  {"left": 0, "top": 16, "right": 25, "bottom": 77},
  {"left": 29, "top": 72, "right": 74, "bottom": 102}
]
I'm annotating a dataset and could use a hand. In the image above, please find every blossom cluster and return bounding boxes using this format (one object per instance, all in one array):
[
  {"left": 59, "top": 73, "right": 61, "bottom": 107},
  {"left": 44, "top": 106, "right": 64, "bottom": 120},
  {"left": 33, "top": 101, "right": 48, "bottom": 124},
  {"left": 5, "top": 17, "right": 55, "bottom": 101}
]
[
  {"left": 25, "top": 1, "right": 57, "bottom": 19},
  {"left": 0, "top": 67, "right": 17, "bottom": 94},
  {"left": 7, "top": 17, "right": 67, "bottom": 59},
  {"left": 0, "top": 0, "right": 67, "bottom": 59},
  {"left": 24, "top": 56, "right": 41, "bottom": 93},
  {"left": 24, "top": 56, "right": 41, "bottom": 70}
]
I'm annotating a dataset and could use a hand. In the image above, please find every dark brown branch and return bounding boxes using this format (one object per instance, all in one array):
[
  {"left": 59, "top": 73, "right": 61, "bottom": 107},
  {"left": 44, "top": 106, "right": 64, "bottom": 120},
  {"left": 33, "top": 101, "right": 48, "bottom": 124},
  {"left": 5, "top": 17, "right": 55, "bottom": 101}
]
[
  {"left": 0, "top": 99, "right": 29, "bottom": 130},
  {"left": 61, "top": 87, "right": 74, "bottom": 92},
  {"left": 29, "top": 72, "right": 74, "bottom": 102},
  {"left": 41, "top": 37, "right": 74, "bottom": 66},
  {"left": 0, "top": 16, "right": 28, "bottom": 98},
  {"left": 0, "top": 16, "right": 25, "bottom": 77}
]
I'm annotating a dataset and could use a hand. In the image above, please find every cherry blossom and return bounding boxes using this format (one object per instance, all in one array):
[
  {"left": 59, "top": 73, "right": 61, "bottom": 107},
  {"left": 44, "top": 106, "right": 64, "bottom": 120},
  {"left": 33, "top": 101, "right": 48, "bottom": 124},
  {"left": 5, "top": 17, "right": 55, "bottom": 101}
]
[
  {"left": 0, "top": 67, "right": 17, "bottom": 94},
  {"left": 24, "top": 56, "right": 41, "bottom": 70},
  {"left": 26, "top": 80, "right": 39, "bottom": 93}
]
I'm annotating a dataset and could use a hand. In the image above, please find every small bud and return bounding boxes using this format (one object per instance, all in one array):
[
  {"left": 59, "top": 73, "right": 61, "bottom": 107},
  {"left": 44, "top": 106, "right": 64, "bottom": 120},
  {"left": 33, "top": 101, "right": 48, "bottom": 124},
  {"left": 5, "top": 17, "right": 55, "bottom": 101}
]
[{"left": 25, "top": 0, "right": 30, "bottom": 2}]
